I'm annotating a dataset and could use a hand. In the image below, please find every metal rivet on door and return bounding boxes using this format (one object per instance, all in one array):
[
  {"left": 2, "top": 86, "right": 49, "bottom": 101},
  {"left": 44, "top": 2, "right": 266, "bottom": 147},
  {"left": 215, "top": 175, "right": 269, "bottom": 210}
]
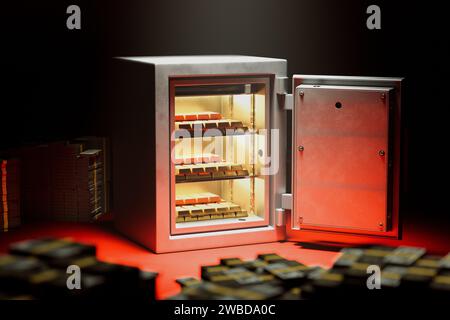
[
  {"left": 298, "top": 146, "right": 304, "bottom": 152},
  {"left": 379, "top": 150, "right": 385, "bottom": 156}
]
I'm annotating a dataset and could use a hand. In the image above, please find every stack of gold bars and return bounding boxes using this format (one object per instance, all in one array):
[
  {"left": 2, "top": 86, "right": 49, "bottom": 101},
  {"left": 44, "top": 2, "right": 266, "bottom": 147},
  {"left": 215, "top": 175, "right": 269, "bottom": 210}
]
[
  {"left": 0, "top": 158, "right": 20, "bottom": 232},
  {"left": 170, "top": 246, "right": 450, "bottom": 300},
  {"left": 18, "top": 139, "right": 107, "bottom": 222},
  {"left": 174, "top": 112, "right": 249, "bottom": 137},
  {"left": 175, "top": 193, "right": 248, "bottom": 223},
  {"left": 0, "top": 237, "right": 157, "bottom": 300},
  {"left": 175, "top": 163, "right": 250, "bottom": 183},
  {"left": 173, "top": 153, "right": 221, "bottom": 165},
  {"left": 175, "top": 111, "right": 223, "bottom": 121}
]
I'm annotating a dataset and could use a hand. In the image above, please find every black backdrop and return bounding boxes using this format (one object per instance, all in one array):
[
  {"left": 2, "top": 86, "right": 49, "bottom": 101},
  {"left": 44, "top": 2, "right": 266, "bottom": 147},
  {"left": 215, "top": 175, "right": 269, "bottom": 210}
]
[{"left": 1, "top": 0, "right": 449, "bottom": 229}]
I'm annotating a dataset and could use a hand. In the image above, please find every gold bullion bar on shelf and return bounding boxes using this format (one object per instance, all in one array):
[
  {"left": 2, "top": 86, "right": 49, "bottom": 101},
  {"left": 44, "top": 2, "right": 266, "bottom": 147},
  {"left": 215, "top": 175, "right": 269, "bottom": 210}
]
[
  {"left": 223, "top": 212, "right": 236, "bottom": 219},
  {"left": 196, "top": 172, "right": 212, "bottom": 181},
  {"left": 173, "top": 153, "right": 221, "bottom": 165},
  {"left": 195, "top": 204, "right": 215, "bottom": 217},
  {"left": 175, "top": 112, "right": 222, "bottom": 122},
  {"left": 174, "top": 122, "right": 204, "bottom": 133},
  {"left": 210, "top": 203, "right": 229, "bottom": 213},
  {"left": 176, "top": 207, "right": 190, "bottom": 217},
  {"left": 182, "top": 205, "right": 206, "bottom": 217},
  {"left": 175, "top": 201, "right": 248, "bottom": 223},
  {"left": 175, "top": 196, "right": 194, "bottom": 206},
  {"left": 174, "top": 119, "right": 249, "bottom": 137},
  {"left": 177, "top": 122, "right": 193, "bottom": 130},
  {"left": 175, "top": 163, "right": 249, "bottom": 183},
  {"left": 235, "top": 210, "right": 248, "bottom": 218}
]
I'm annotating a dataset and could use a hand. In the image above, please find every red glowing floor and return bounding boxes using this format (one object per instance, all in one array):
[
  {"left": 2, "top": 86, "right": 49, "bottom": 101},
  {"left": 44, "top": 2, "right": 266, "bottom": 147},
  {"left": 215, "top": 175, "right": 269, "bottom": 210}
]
[{"left": 1, "top": 219, "right": 449, "bottom": 299}]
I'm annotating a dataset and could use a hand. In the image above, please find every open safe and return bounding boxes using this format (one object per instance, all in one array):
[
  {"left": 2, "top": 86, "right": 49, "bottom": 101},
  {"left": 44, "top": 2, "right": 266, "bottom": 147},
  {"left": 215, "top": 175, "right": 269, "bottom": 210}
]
[{"left": 109, "top": 56, "right": 403, "bottom": 253}]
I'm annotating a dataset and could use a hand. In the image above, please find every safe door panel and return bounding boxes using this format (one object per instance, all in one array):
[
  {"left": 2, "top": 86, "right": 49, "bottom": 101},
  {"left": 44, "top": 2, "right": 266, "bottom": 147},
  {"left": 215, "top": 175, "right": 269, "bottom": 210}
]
[{"left": 293, "top": 84, "right": 392, "bottom": 233}]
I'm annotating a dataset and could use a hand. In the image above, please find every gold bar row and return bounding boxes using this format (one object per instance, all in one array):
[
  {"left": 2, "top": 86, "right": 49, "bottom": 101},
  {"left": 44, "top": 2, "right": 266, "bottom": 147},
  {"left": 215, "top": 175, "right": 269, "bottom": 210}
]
[
  {"left": 175, "top": 112, "right": 222, "bottom": 122},
  {"left": 176, "top": 201, "right": 248, "bottom": 223},
  {"left": 175, "top": 163, "right": 249, "bottom": 183},
  {"left": 175, "top": 192, "right": 222, "bottom": 206}
]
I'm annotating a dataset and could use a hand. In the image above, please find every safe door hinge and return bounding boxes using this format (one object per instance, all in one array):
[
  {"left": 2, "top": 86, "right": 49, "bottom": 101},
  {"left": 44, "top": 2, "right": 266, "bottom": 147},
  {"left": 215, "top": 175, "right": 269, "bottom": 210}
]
[
  {"left": 275, "top": 76, "right": 293, "bottom": 110},
  {"left": 281, "top": 193, "right": 292, "bottom": 210},
  {"left": 275, "top": 208, "right": 286, "bottom": 227},
  {"left": 277, "top": 93, "right": 293, "bottom": 110},
  {"left": 275, "top": 194, "right": 293, "bottom": 227}
]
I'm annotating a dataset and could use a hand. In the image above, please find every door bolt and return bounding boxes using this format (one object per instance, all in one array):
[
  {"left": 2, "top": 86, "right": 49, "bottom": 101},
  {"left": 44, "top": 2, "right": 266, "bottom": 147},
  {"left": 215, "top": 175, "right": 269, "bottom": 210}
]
[
  {"left": 299, "top": 91, "right": 304, "bottom": 97},
  {"left": 298, "top": 146, "right": 304, "bottom": 152},
  {"left": 381, "top": 93, "right": 386, "bottom": 100},
  {"left": 379, "top": 150, "right": 385, "bottom": 156}
]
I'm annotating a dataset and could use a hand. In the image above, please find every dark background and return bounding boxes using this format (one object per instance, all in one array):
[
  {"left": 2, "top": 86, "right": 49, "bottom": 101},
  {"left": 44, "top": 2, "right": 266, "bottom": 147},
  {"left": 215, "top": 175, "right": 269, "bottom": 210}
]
[{"left": 1, "top": 0, "right": 448, "bottom": 230}]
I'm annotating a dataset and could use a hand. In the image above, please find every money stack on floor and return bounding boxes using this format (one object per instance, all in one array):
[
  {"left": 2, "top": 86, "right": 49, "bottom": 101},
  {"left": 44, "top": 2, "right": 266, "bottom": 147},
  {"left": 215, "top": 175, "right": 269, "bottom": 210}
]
[
  {"left": 0, "top": 237, "right": 157, "bottom": 300},
  {"left": 0, "top": 158, "right": 20, "bottom": 232},
  {"left": 170, "top": 246, "right": 450, "bottom": 300}
]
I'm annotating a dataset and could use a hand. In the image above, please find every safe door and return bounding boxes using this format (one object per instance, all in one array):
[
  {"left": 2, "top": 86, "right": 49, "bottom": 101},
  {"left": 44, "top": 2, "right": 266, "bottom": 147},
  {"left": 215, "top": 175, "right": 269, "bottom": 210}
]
[{"left": 290, "top": 75, "right": 402, "bottom": 238}]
